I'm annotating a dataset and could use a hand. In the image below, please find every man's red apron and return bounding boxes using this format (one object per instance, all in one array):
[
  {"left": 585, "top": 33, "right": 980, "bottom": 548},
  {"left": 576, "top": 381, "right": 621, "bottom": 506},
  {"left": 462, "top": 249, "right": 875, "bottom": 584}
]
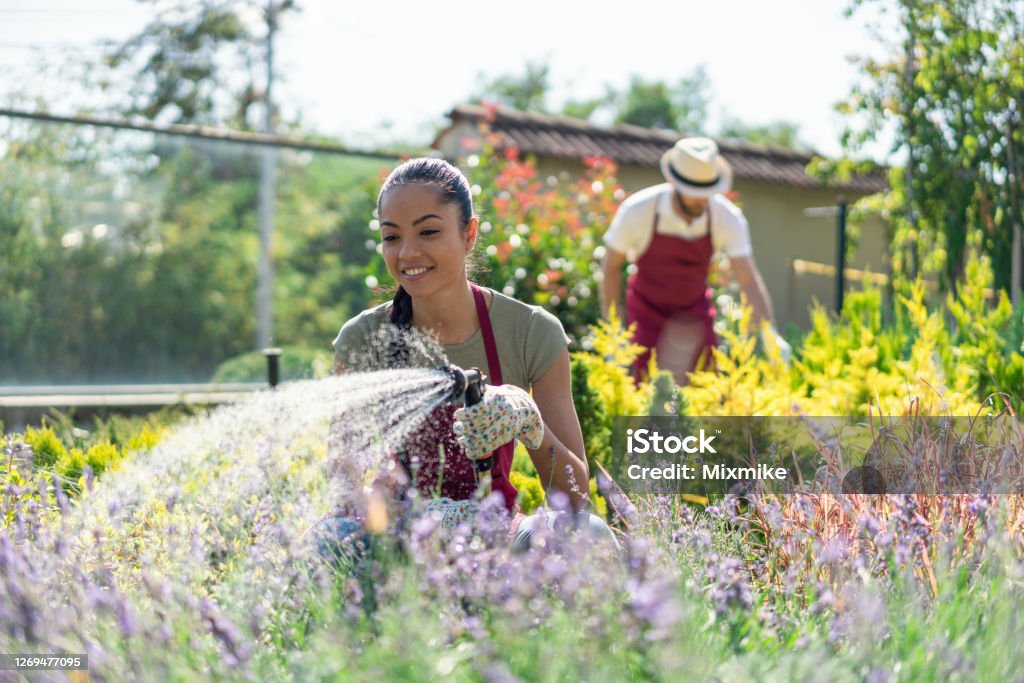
[
  {"left": 626, "top": 204, "right": 718, "bottom": 378},
  {"left": 399, "top": 284, "right": 519, "bottom": 511}
]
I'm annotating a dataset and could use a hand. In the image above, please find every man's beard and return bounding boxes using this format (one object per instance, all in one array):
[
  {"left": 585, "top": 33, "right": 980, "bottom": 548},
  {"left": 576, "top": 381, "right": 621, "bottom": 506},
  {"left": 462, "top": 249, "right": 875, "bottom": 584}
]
[{"left": 675, "top": 192, "right": 706, "bottom": 220}]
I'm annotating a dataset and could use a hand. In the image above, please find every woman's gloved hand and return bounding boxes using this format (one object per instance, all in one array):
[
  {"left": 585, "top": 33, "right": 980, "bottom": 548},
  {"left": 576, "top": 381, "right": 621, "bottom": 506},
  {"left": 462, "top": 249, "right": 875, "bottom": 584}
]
[{"left": 453, "top": 383, "right": 544, "bottom": 460}]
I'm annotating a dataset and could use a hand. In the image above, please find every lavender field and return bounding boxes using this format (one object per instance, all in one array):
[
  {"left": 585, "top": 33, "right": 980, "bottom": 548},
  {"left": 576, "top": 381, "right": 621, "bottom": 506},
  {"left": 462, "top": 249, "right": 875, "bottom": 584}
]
[{"left": 3, "top": 361, "right": 1024, "bottom": 682}]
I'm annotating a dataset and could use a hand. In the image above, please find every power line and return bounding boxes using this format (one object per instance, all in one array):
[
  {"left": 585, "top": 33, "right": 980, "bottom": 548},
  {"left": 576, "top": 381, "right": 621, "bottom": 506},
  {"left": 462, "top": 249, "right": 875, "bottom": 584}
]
[
  {"left": 0, "top": 106, "right": 407, "bottom": 160},
  {"left": 0, "top": 8, "right": 146, "bottom": 12},
  {"left": 0, "top": 40, "right": 108, "bottom": 46}
]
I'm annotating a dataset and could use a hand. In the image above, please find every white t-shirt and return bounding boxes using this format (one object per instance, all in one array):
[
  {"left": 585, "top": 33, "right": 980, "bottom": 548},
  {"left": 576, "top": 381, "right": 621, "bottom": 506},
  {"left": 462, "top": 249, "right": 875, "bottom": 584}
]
[{"left": 603, "top": 183, "right": 753, "bottom": 261}]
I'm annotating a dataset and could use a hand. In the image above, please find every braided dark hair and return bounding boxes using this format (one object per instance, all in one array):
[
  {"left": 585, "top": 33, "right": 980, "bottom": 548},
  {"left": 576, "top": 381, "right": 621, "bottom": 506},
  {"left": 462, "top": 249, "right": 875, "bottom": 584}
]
[{"left": 378, "top": 158, "right": 476, "bottom": 366}]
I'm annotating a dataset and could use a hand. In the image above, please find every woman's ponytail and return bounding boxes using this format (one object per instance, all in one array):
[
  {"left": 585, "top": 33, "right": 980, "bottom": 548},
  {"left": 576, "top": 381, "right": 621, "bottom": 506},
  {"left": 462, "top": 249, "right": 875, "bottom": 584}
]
[{"left": 387, "top": 286, "right": 413, "bottom": 367}]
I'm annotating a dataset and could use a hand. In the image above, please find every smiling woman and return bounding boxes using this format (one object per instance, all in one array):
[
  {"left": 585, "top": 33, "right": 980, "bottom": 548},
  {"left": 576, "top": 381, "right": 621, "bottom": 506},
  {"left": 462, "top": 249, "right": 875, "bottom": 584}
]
[{"left": 321, "top": 157, "right": 617, "bottom": 555}]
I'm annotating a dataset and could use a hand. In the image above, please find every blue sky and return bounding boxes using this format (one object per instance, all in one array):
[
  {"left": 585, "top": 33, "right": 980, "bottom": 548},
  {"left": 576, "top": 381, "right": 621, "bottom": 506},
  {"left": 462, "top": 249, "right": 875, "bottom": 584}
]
[{"left": 0, "top": 0, "right": 893, "bottom": 158}]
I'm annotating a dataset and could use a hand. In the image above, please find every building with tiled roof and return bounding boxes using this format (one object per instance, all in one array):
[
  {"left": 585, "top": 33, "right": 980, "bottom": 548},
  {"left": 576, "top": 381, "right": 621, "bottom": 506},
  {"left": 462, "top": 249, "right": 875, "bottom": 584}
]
[
  {"left": 437, "top": 104, "right": 886, "bottom": 194},
  {"left": 434, "top": 104, "right": 890, "bottom": 330}
]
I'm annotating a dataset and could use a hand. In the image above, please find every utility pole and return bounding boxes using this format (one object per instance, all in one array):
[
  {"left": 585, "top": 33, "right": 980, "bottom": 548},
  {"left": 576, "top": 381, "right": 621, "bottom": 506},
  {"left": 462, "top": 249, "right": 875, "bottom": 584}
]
[{"left": 256, "top": 0, "right": 283, "bottom": 349}]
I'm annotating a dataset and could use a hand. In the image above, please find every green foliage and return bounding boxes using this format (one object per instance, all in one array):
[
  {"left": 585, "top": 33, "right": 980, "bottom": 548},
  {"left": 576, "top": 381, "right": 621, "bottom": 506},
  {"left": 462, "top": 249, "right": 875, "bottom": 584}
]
[
  {"left": 41, "top": 406, "right": 189, "bottom": 453},
  {"left": 272, "top": 155, "right": 383, "bottom": 348},
  {"left": 0, "top": 118, "right": 380, "bottom": 383},
  {"left": 642, "top": 369, "right": 688, "bottom": 417},
  {"left": 561, "top": 96, "right": 605, "bottom": 121},
  {"left": 103, "top": 2, "right": 284, "bottom": 128},
  {"left": 84, "top": 441, "right": 121, "bottom": 478},
  {"left": 473, "top": 60, "right": 551, "bottom": 112},
  {"left": 510, "top": 443, "right": 537, "bottom": 478},
  {"left": 474, "top": 60, "right": 798, "bottom": 148},
  {"left": 568, "top": 310, "right": 659, "bottom": 484},
  {"left": 839, "top": 0, "right": 1024, "bottom": 295},
  {"left": 55, "top": 448, "right": 87, "bottom": 493},
  {"left": 612, "top": 68, "right": 712, "bottom": 133},
  {"left": 48, "top": 439, "right": 120, "bottom": 492},
  {"left": 211, "top": 346, "right": 333, "bottom": 383},
  {"left": 588, "top": 477, "right": 608, "bottom": 520},
  {"left": 614, "top": 77, "right": 679, "bottom": 130},
  {"left": 509, "top": 470, "right": 545, "bottom": 514},
  {"left": 23, "top": 425, "right": 67, "bottom": 470},
  {"left": 567, "top": 254, "right": 1022, "bottom": 434},
  {"left": 685, "top": 277, "right": 985, "bottom": 416},
  {"left": 946, "top": 254, "right": 1024, "bottom": 408},
  {"left": 572, "top": 309, "right": 652, "bottom": 419},
  {"left": 718, "top": 118, "right": 806, "bottom": 150},
  {"left": 6, "top": 410, "right": 179, "bottom": 504}
]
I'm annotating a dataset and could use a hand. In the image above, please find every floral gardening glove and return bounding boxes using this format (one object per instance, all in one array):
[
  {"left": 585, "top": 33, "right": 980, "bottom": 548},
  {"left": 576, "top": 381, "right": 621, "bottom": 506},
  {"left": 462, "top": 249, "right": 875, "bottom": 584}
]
[{"left": 453, "top": 383, "right": 544, "bottom": 461}]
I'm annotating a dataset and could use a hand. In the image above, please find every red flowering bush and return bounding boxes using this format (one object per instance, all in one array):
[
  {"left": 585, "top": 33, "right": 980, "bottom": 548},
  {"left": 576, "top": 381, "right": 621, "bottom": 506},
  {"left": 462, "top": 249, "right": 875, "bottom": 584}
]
[{"left": 466, "top": 131, "right": 624, "bottom": 343}]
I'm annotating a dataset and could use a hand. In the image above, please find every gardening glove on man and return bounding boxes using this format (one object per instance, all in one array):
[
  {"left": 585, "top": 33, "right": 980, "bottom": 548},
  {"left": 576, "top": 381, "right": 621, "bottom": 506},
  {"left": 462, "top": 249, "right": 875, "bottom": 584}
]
[
  {"left": 453, "top": 383, "right": 544, "bottom": 461},
  {"left": 760, "top": 326, "right": 793, "bottom": 365}
]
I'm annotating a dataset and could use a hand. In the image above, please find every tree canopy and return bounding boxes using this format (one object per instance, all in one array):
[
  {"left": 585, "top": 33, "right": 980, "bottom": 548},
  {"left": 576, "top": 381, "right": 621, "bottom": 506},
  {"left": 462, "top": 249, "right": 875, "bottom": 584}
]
[
  {"left": 473, "top": 61, "right": 805, "bottom": 149},
  {"left": 839, "top": 0, "right": 1023, "bottom": 296}
]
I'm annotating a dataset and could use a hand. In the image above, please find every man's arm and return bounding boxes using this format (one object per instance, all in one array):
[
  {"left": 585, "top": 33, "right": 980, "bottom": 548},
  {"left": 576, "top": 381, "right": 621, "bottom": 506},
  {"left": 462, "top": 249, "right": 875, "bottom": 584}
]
[
  {"left": 600, "top": 247, "right": 627, "bottom": 320},
  {"left": 729, "top": 255, "right": 776, "bottom": 327}
]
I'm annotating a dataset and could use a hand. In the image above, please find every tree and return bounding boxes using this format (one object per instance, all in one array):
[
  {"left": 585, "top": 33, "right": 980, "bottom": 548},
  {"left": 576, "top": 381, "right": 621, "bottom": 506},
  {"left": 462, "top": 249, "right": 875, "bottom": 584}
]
[
  {"left": 561, "top": 96, "right": 607, "bottom": 122},
  {"left": 474, "top": 62, "right": 805, "bottom": 149},
  {"left": 0, "top": 0, "right": 389, "bottom": 384},
  {"left": 611, "top": 67, "right": 712, "bottom": 133},
  {"left": 719, "top": 118, "right": 806, "bottom": 150},
  {"left": 103, "top": 0, "right": 297, "bottom": 129},
  {"left": 839, "top": 0, "right": 1024, "bottom": 297},
  {"left": 473, "top": 60, "right": 552, "bottom": 113},
  {"left": 613, "top": 76, "right": 677, "bottom": 130}
]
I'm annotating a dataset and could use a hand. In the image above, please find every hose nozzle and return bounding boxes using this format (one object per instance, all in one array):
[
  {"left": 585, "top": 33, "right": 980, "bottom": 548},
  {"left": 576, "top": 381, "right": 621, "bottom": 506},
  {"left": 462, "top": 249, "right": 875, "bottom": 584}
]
[{"left": 438, "top": 364, "right": 486, "bottom": 407}]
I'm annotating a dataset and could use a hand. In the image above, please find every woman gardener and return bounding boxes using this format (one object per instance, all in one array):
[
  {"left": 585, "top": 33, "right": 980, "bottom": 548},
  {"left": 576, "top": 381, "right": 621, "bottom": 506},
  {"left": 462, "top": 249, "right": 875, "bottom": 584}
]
[{"left": 317, "top": 158, "right": 616, "bottom": 556}]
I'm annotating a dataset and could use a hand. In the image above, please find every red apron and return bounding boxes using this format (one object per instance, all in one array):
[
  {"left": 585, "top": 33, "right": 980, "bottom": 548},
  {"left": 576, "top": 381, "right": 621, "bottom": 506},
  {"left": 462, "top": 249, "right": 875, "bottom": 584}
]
[
  {"left": 399, "top": 284, "right": 519, "bottom": 511},
  {"left": 626, "top": 204, "right": 718, "bottom": 378}
]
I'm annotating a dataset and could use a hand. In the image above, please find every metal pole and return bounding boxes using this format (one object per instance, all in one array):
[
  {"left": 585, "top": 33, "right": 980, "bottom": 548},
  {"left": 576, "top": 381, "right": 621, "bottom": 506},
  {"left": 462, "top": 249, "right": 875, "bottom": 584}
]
[
  {"left": 263, "top": 348, "right": 283, "bottom": 388},
  {"left": 836, "top": 200, "right": 848, "bottom": 313},
  {"left": 1008, "top": 115, "right": 1022, "bottom": 307},
  {"left": 256, "top": 0, "right": 278, "bottom": 349},
  {"left": 1014, "top": 221, "right": 1022, "bottom": 308}
]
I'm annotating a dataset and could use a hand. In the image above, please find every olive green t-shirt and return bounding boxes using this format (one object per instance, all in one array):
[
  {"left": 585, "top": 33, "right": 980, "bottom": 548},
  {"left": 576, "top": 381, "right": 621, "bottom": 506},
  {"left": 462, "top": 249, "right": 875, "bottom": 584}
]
[{"left": 332, "top": 288, "right": 570, "bottom": 391}]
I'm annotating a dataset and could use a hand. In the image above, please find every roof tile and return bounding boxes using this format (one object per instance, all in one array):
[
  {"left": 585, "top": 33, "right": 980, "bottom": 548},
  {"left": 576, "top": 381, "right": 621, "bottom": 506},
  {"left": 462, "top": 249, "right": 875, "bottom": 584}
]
[{"left": 441, "top": 104, "right": 887, "bottom": 194}]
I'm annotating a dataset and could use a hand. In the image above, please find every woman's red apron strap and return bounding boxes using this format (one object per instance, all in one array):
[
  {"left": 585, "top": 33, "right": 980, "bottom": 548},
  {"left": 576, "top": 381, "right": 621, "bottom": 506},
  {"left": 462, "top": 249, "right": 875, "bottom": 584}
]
[
  {"left": 469, "top": 283, "right": 518, "bottom": 511},
  {"left": 471, "top": 283, "right": 503, "bottom": 386}
]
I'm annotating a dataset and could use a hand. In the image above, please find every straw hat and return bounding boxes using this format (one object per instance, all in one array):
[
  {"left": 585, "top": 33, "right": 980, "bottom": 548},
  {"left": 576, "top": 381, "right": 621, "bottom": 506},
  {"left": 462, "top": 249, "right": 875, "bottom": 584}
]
[{"left": 659, "top": 137, "right": 732, "bottom": 198}]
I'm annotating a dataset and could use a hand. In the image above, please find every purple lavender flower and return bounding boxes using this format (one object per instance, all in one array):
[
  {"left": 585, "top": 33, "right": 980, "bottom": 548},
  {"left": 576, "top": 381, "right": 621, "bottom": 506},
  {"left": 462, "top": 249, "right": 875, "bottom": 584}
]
[
  {"left": 199, "top": 597, "right": 251, "bottom": 667},
  {"left": 865, "top": 668, "right": 892, "bottom": 683},
  {"left": 818, "top": 536, "right": 847, "bottom": 565},
  {"left": 705, "top": 556, "right": 753, "bottom": 616},
  {"left": 626, "top": 574, "right": 682, "bottom": 641}
]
